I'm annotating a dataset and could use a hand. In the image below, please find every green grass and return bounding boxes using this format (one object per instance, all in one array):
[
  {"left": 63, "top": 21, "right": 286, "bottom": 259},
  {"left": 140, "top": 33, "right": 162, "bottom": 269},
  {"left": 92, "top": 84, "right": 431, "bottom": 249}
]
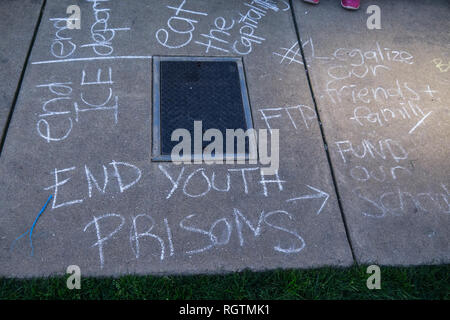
[{"left": 0, "top": 265, "right": 448, "bottom": 300}]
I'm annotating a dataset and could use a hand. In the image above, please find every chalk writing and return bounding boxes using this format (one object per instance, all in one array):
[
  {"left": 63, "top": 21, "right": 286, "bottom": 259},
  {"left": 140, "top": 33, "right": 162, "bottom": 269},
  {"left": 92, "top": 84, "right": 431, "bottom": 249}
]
[
  {"left": 158, "top": 165, "right": 285, "bottom": 199},
  {"left": 49, "top": 17, "right": 77, "bottom": 58},
  {"left": 349, "top": 101, "right": 433, "bottom": 135},
  {"left": 353, "top": 184, "right": 450, "bottom": 218},
  {"left": 84, "top": 206, "right": 306, "bottom": 268},
  {"left": 432, "top": 58, "right": 450, "bottom": 72},
  {"left": 156, "top": 0, "right": 208, "bottom": 49},
  {"left": 335, "top": 138, "right": 408, "bottom": 164},
  {"left": 273, "top": 41, "right": 304, "bottom": 65},
  {"left": 44, "top": 160, "right": 142, "bottom": 209},
  {"left": 157, "top": 0, "right": 289, "bottom": 55},
  {"left": 83, "top": 213, "right": 125, "bottom": 269},
  {"left": 10, "top": 195, "right": 53, "bottom": 256},
  {"left": 81, "top": 0, "right": 131, "bottom": 56},
  {"left": 36, "top": 67, "right": 119, "bottom": 143},
  {"left": 348, "top": 165, "right": 412, "bottom": 183},
  {"left": 49, "top": 0, "right": 129, "bottom": 58},
  {"left": 286, "top": 185, "right": 330, "bottom": 215},
  {"left": 259, "top": 105, "right": 317, "bottom": 131}
]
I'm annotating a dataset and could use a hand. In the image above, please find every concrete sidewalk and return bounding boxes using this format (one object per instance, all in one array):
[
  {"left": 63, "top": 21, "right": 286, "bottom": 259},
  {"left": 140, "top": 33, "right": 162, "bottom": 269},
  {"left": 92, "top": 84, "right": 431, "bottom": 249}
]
[
  {"left": 0, "top": 0, "right": 448, "bottom": 277},
  {"left": 293, "top": 0, "right": 450, "bottom": 265}
]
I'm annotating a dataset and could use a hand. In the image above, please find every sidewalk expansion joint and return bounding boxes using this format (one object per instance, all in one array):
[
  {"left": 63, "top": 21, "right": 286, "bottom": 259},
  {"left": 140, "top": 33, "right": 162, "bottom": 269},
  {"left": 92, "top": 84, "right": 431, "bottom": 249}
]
[
  {"left": 288, "top": 0, "right": 357, "bottom": 264},
  {"left": 0, "top": 0, "right": 47, "bottom": 157}
]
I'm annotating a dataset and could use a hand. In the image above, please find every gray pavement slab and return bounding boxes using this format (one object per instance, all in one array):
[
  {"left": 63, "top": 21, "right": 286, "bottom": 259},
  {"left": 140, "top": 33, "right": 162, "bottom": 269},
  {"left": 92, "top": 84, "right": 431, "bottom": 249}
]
[
  {"left": 0, "top": 0, "right": 353, "bottom": 277},
  {"left": 293, "top": 0, "right": 450, "bottom": 265},
  {"left": 0, "top": 0, "right": 43, "bottom": 142}
]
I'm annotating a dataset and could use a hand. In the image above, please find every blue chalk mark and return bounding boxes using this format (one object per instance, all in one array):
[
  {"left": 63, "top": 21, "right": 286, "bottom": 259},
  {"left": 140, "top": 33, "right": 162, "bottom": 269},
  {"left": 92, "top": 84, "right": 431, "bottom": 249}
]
[
  {"left": 10, "top": 195, "right": 53, "bottom": 256},
  {"left": 29, "top": 195, "right": 53, "bottom": 256}
]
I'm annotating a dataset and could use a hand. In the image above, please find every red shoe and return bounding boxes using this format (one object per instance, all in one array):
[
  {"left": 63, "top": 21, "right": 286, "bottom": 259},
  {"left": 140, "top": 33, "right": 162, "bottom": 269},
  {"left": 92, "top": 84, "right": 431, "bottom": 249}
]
[
  {"left": 304, "top": 0, "right": 319, "bottom": 4},
  {"left": 341, "top": 0, "right": 360, "bottom": 10}
]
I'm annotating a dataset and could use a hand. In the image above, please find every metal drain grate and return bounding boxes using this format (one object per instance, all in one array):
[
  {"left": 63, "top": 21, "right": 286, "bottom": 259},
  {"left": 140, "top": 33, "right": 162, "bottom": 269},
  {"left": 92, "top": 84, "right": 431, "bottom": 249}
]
[{"left": 152, "top": 56, "right": 254, "bottom": 161}]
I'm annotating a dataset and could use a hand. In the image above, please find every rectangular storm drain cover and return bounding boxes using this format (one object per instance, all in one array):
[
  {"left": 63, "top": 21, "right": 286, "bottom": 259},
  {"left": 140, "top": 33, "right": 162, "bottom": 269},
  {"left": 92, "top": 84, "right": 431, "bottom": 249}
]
[{"left": 152, "top": 56, "right": 254, "bottom": 161}]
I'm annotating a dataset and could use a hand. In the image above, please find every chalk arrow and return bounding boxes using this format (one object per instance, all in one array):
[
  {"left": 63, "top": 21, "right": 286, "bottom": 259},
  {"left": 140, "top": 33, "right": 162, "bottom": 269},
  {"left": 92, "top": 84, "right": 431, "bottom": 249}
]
[{"left": 286, "top": 185, "right": 330, "bottom": 215}]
